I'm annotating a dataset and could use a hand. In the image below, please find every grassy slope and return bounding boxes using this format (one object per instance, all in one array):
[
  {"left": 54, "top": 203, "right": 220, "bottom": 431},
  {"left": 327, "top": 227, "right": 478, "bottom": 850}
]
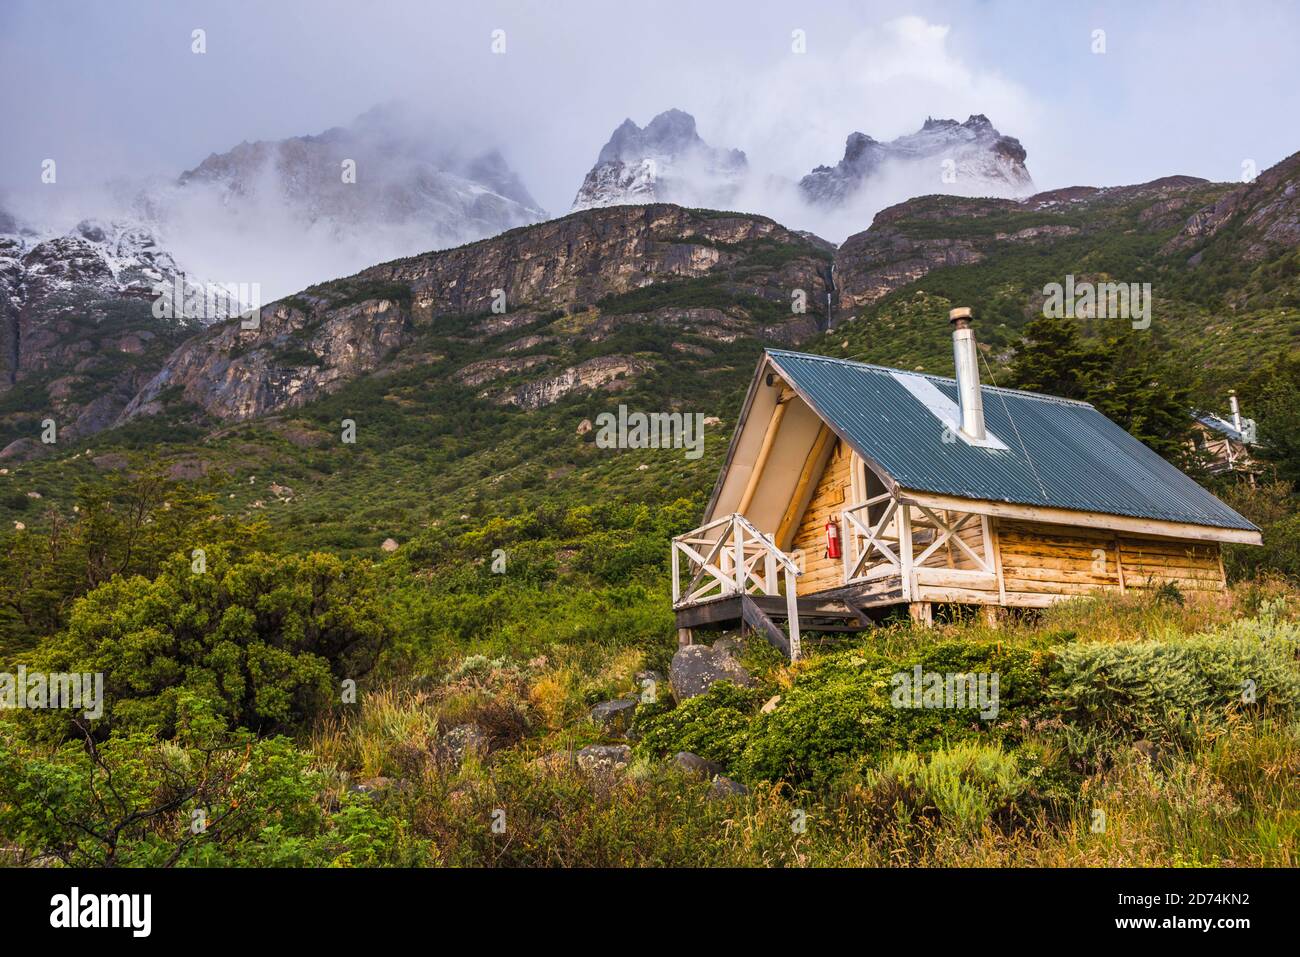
[{"left": 2, "top": 187, "right": 1299, "bottom": 867}]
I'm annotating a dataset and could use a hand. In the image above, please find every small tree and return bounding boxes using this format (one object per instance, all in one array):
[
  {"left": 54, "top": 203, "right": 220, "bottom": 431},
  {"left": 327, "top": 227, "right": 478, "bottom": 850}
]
[{"left": 28, "top": 546, "right": 393, "bottom": 739}]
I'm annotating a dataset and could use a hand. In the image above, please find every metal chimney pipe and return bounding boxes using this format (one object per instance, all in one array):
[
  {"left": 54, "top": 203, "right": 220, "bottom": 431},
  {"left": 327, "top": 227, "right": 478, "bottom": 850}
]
[
  {"left": 1228, "top": 390, "right": 1243, "bottom": 432},
  {"left": 949, "top": 307, "right": 986, "bottom": 440}
]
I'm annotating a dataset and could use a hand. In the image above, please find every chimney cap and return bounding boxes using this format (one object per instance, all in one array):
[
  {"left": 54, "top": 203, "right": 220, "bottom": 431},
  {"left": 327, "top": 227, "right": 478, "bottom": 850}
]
[{"left": 949, "top": 306, "right": 973, "bottom": 326}]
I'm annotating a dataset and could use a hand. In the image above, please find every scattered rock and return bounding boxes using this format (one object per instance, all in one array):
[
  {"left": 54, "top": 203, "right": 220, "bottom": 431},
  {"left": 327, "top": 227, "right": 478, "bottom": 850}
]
[
  {"left": 576, "top": 418, "right": 593, "bottom": 435},
  {"left": 381, "top": 537, "right": 399, "bottom": 552},
  {"left": 436, "top": 723, "right": 490, "bottom": 768},
  {"left": 25, "top": 491, "right": 41, "bottom": 499},
  {"left": 575, "top": 744, "right": 632, "bottom": 775},
  {"left": 702, "top": 415, "right": 722, "bottom": 426},
  {"left": 712, "top": 636, "right": 744, "bottom": 659},
  {"left": 348, "top": 776, "right": 397, "bottom": 798},
  {"left": 590, "top": 698, "right": 638, "bottom": 735},
  {"left": 1133, "top": 739, "right": 1160, "bottom": 764},
  {"left": 708, "top": 775, "right": 749, "bottom": 800},
  {"left": 673, "top": 751, "right": 722, "bottom": 778},
  {"left": 669, "top": 644, "right": 754, "bottom": 702},
  {"left": 91, "top": 452, "right": 129, "bottom": 471},
  {"left": 0, "top": 439, "right": 45, "bottom": 463},
  {"left": 13, "top": 522, "right": 25, "bottom": 531},
  {"left": 269, "top": 482, "right": 294, "bottom": 498},
  {"left": 634, "top": 669, "right": 667, "bottom": 702},
  {"left": 167, "top": 458, "right": 209, "bottom": 481},
  {"left": 760, "top": 694, "right": 782, "bottom": 714},
  {"left": 279, "top": 427, "right": 330, "bottom": 449}
]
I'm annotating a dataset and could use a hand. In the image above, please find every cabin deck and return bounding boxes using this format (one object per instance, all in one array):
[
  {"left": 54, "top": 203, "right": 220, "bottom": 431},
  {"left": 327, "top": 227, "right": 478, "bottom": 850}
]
[{"left": 672, "top": 502, "right": 1231, "bottom": 658}]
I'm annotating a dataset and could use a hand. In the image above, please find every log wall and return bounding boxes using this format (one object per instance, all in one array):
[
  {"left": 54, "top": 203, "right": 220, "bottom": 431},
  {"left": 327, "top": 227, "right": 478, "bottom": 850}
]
[{"left": 790, "top": 439, "right": 853, "bottom": 595}]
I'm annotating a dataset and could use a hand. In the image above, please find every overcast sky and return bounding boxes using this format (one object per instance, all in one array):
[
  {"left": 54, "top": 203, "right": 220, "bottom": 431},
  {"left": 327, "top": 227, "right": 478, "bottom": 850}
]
[{"left": 3, "top": 0, "right": 1299, "bottom": 215}]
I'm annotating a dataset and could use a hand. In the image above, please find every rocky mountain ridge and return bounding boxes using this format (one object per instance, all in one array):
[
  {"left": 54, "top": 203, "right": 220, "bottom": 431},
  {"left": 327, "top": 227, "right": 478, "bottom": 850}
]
[
  {"left": 799, "top": 115, "right": 1033, "bottom": 207},
  {"left": 571, "top": 110, "right": 748, "bottom": 212},
  {"left": 121, "top": 205, "right": 831, "bottom": 424},
  {"left": 3, "top": 148, "right": 1295, "bottom": 459}
]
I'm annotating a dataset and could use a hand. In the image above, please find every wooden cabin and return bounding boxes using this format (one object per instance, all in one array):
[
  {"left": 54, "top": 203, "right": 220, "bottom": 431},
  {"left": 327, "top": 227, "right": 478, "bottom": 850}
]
[
  {"left": 672, "top": 308, "right": 1262, "bottom": 659},
  {"left": 1192, "top": 392, "right": 1260, "bottom": 481}
]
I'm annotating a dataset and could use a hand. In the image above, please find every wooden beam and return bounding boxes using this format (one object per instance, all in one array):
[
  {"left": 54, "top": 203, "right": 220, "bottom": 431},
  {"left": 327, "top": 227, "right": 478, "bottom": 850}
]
[
  {"left": 896, "top": 490, "right": 1263, "bottom": 546},
  {"left": 988, "top": 516, "right": 1007, "bottom": 605},
  {"left": 909, "top": 602, "right": 933, "bottom": 628},
  {"left": 740, "top": 595, "right": 791, "bottom": 657},
  {"left": 736, "top": 394, "right": 790, "bottom": 517},
  {"left": 775, "top": 424, "right": 834, "bottom": 550},
  {"left": 898, "top": 502, "right": 915, "bottom": 600},
  {"left": 1114, "top": 536, "right": 1127, "bottom": 594}
]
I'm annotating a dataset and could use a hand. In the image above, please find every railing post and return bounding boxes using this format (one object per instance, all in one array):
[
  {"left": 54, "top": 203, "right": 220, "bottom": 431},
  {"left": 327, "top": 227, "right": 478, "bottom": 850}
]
[
  {"left": 764, "top": 534, "right": 777, "bottom": 595},
  {"left": 732, "top": 516, "right": 745, "bottom": 595},
  {"left": 785, "top": 565, "right": 801, "bottom": 661},
  {"left": 841, "top": 510, "right": 852, "bottom": 584},
  {"left": 671, "top": 541, "right": 680, "bottom": 604},
  {"left": 898, "top": 503, "right": 914, "bottom": 601}
]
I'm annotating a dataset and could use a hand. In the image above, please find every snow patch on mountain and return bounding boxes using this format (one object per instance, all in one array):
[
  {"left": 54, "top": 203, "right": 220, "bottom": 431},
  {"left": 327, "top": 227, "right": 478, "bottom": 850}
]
[
  {"left": 571, "top": 109, "right": 748, "bottom": 211},
  {"left": 800, "top": 115, "right": 1032, "bottom": 205}
]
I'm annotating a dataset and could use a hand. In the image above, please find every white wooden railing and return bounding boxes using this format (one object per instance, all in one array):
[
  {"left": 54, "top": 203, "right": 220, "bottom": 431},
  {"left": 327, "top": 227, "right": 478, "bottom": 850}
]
[
  {"left": 671, "top": 513, "right": 801, "bottom": 657},
  {"left": 842, "top": 498, "right": 995, "bottom": 594},
  {"left": 842, "top": 492, "right": 903, "bottom": 582}
]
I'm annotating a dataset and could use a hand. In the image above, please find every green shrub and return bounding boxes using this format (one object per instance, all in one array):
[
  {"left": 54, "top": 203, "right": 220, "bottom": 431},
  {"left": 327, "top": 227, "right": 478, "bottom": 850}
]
[
  {"left": 27, "top": 546, "right": 393, "bottom": 738},
  {"left": 736, "top": 643, "right": 1050, "bottom": 787},
  {"left": 863, "top": 742, "right": 1028, "bottom": 834},
  {"left": 636, "top": 681, "right": 761, "bottom": 769},
  {"left": 1049, "top": 631, "right": 1300, "bottom": 744},
  {"left": 0, "top": 699, "right": 423, "bottom": 866}
]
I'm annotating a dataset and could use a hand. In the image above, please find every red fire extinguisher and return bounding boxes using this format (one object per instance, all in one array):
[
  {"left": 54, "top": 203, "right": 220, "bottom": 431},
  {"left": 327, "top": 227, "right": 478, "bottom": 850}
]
[{"left": 825, "top": 519, "right": 842, "bottom": 560}]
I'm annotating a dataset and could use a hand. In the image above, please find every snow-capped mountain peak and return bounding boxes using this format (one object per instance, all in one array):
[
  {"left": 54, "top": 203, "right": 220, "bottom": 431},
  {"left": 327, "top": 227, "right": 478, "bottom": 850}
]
[
  {"left": 571, "top": 109, "right": 748, "bottom": 211},
  {"left": 799, "top": 114, "right": 1032, "bottom": 206}
]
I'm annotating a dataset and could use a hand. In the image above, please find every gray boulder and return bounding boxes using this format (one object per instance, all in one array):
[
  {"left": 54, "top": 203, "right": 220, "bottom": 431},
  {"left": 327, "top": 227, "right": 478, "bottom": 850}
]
[
  {"left": 708, "top": 775, "right": 750, "bottom": 800},
  {"left": 673, "top": 751, "right": 722, "bottom": 778},
  {"left": 575, "top": 744, "right": 633, "bottom": 774},
  {"left": 669, "top": 644, "right": 754, "bottom": 702},
  {"left": 590, "top": 697, "right": 638, "bottom": 735},
  {"left": 435, "top": 722, "right": 489, "bottom": 768}
]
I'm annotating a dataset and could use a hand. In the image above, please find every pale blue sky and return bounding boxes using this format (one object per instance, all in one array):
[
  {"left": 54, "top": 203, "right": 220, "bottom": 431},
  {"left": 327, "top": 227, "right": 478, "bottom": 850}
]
[{"left": 3, "top": 0, "right": 1298, "bottom": 213}]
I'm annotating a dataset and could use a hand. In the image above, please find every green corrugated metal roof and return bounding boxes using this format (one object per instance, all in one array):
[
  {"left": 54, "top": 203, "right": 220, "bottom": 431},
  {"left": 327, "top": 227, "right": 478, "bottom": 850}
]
[{"left": 766, "top": 350, "right": 1257, "bottom": 532}]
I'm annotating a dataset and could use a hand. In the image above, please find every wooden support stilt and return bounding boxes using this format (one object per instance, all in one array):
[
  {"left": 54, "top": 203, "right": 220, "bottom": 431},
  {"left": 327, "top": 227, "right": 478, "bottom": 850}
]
[
  {"left": 908, "top": 602, "right": 933, "bottom": 628},
  {"left": 677, "top": 627, "right": 693, "bottom": 647},
  {"left": 981, "top": 605, "right": 1000, "bottom": 627}
]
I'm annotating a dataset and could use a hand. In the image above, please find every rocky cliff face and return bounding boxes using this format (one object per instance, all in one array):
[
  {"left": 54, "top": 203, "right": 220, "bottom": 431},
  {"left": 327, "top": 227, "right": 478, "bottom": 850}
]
[
  {"left": 0, "top": 215, "right": 207, "bottom": 454},
  {"left": 123, "top": 205, "right": 832, "bottom": 424},
  {"left": 571, "top": 110, "right": 748, "bottom": 212},
  {"left": 800, "top": 115, "right": 1032, "bottom": 207},
  {"left": 1163, "top": 151, "right": 1300, "bottom": 267},
  {"left": 831, "top": 176, "right": 1218, "bottom": 314}
]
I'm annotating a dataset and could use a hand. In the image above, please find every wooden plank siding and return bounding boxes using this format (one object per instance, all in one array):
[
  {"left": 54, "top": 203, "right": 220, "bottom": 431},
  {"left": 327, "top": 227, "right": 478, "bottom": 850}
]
[
  {"left": 780, "top": 443, "right": 1226, "bottom": 609},
  {"left": 790, "top": 439, "right": 853, "bottom": 596},
  {"left": 996, "top": 519, "right": 1225, "bottom": 605}
]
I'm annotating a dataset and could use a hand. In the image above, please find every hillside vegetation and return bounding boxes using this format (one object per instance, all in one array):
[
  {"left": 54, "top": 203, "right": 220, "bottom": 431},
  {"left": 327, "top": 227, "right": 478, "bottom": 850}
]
[{"left": 1, "top": 157, "right": 1299, "bottom": 867}]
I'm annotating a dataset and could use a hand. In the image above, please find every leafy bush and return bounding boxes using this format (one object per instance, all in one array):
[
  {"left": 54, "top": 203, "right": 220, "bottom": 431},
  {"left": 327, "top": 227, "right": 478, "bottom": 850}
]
[
  {"left": 28, "top": 546, "right": 394, "bottom": 738},
  {"left": 0, "top": 697, "right": 422, "bottom": 866},
  {"left": 635, "top": 681, "right": 761, "bottom": 769},
  {"left": 1049, "top": 632, "right": 1300, "bottom": 744},
  {"left": 734, "top": 642, "right": 1049, "bottom": 787}
]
